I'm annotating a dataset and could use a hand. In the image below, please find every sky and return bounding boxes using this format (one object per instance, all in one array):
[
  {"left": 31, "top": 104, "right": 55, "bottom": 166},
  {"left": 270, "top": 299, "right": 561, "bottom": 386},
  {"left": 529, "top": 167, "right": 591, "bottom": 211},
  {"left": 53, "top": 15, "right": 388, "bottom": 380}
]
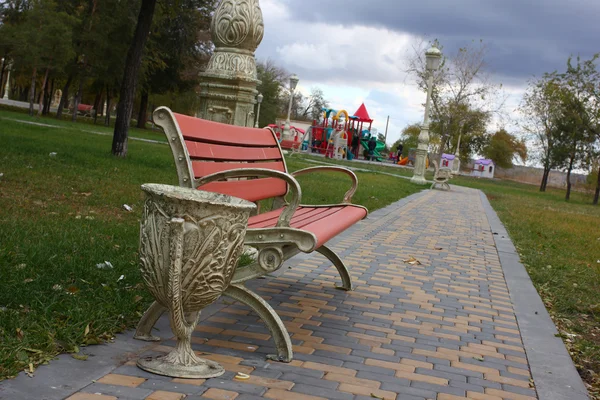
[{"left": 254, "top": 0, "right": 600, "bottom": 151}]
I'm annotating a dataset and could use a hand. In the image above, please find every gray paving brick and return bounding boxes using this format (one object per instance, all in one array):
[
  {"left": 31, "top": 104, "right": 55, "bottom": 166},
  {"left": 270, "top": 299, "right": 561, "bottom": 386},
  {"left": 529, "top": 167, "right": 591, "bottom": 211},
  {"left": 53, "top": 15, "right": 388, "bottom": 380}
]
[
  {"left": 410, "top": 381, "right": 466, "bottom": 397},
  {"left": 502, "top": 383, "right": 537, "bottom": 397},
  {"left": 448, "top": 379, "right": 485, "bottom": 393},
  {"left": 203, "top": 378, "right": 266, "bottom": 396},
  {"left": 279, "top": 373, "right": 339, "bottom": 389},
  {"left": 341, "top": 362, "right": 395, "bottom": 376},
  {"left": 291, "top": 383, "right": 353, "bottom": 399},
  {"left": 467, "top": 376, "right": 503, "bottom": 389},
  {"left": 414, "top": 367, "right": 467, "bottom": 382},
  {"left": 81, "top": 383, "right": 153, "bottom": 399},
  {"left": 138, "top": 379, "right": 206, "bottom": 396},
  {"left": 379, "top": 382, "right": 436, "bottom": 399},
  {"left": 434, "top": 364, "right": 484, "bottom": 379}
]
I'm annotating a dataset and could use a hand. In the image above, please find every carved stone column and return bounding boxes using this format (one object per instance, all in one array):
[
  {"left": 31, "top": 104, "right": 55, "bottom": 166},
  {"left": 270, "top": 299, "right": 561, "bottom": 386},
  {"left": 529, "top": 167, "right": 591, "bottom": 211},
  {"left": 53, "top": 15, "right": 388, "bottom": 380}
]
[{"left": 197, "top": 0, "right": 264, "bottom": 127}]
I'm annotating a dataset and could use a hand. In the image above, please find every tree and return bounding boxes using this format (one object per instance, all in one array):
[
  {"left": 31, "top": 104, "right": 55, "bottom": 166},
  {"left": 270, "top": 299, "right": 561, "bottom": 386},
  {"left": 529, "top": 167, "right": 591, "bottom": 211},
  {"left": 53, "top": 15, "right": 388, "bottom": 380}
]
[
  {"left": 256, "top": 59, "right": 286, "bottom": 127},
  {"left": 138, "top": 0, "right": 214, "bottom": 128},
  {"left": 520, "top": 73, "right": 566, "bottom": 192},
  {"left": 481, "top": 129, "right": 527, "bottom": 169},
  {"left": 8, "top": 0, "right": 76, "bottom": 116},
  {"left": 554, "top": 56, "right": 599, "bottom": 201},
  {"left": 396, "top": 124, "right": 421, "bottom": 158},
  {"left": 406, "top": 39, "right": 505, "bottom": 163},
  {"left": 112, "top": 0, "right": 158, "bottom": 157}
]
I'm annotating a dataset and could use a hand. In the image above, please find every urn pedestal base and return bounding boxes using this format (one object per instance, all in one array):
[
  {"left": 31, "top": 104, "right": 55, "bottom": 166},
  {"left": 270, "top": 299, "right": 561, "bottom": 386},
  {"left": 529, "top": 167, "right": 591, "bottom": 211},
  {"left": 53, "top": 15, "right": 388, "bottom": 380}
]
[{"left": 137, "top": 354, "right": 224, "bottom": 379}]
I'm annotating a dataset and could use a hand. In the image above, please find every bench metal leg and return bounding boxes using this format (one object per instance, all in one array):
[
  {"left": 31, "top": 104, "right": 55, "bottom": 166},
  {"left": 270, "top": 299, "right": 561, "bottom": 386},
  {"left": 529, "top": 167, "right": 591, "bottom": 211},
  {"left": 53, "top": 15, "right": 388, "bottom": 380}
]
[
  {"left": 224, "top": 284, "right": 293, "bottom": 363},
  {"left": 135, "top": 301, "right": 167, "bottom": 341},
  {"left": 316, "top": 245, "right": 353, "bottom": 291}
]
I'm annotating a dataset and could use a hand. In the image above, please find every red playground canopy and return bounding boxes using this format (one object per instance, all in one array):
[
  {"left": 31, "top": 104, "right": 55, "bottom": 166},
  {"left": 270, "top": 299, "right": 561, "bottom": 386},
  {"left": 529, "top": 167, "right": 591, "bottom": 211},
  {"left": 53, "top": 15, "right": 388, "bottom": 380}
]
[{"left": 352, "top": 103, "right": 373, "bottom": 123}]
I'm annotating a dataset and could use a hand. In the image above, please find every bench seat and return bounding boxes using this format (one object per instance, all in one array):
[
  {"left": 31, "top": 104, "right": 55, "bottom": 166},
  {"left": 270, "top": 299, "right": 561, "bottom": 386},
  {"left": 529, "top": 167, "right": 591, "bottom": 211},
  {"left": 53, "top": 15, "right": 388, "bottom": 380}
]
[{"left": 249, "top": 205, "right": 367, "bottom": 248}]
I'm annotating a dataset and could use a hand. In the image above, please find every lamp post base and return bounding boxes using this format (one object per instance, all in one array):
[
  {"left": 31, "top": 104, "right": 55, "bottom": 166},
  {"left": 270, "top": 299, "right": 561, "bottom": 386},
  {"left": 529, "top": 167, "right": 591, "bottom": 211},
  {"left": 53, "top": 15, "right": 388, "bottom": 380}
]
[{"left": 410, "top": 176, "right": 428, "bottom": 185}]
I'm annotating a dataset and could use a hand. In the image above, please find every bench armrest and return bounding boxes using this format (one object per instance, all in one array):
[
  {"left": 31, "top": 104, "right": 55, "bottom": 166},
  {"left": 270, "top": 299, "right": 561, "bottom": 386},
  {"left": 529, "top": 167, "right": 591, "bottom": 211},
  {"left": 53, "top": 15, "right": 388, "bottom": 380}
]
[
  {"left": 195, "top": 168, "right": 301, "bottom": 228},
  {"left": 291, "top": 166, "right": 358, "bottom": 203}
]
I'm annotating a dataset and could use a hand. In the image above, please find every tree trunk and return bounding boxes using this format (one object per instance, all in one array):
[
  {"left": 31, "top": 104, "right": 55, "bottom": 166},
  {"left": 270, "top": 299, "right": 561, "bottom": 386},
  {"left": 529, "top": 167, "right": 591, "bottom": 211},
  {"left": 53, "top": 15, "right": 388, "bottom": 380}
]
[
  {"left": 593, "top": 166, "right": 600, "bottom": 205},
  {"left": 137, "top": 90, "right": 149, "bottom": 129},
  {"left": 57, "top": 74, "right": 73, "bottom": 119},
  {"left": 93, "top": 89, "right": 102, "bottom": 124},
  {"left": 105, "top": 85, "right": 112, "bottom": 127},
  {"left": 37, "top": 68, "right": 50, "bottom": 117},
  {"left": 0, "top": 61, "right": 5, "bottom": 98},
  {"left": 112, "top": 0, "right": 158, "bottom": 157},
  {"left": 44, "top": 77, "right": 54, "bottom": 115},
  {"left": 72, "top": 75, "right": 85, "bottom": 122},
  {"left": 565, "top": 154, "right": 575, "bottom": 201},
  {"left": 29, "top": 68, "right": 37, "bottom": 116},
  {"left": 540, "top": 164, "right": 550, "bottom": 192}
]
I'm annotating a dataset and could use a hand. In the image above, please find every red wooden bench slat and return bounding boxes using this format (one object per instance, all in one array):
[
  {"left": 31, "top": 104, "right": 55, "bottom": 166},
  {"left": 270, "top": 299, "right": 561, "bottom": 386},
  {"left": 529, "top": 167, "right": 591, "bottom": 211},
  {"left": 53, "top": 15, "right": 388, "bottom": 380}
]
[
  {"left": 185, "top": 140, "right": 283, "bottom": 161},
  {"left": 280, "top": 139, "right": 301, "bottom": 150},
  {"left": 174, "top": 112, "right": 278, "bottom": 147},
  {"left": 293, "top": 207, "right": 341, "bottom": 229},
  {"left": 247, "top": 205, "right": 367, "bottom": 248},
  {"left": 77, "top": 104, "right": 93, "bottom": 111},
  {"left": 249, "top": 207, "right": 328, "bottom": 229},
  {"left": 249, "top": 207, "right": 316, "bottom": 227},
  {"left": 192, "top": 160, "right": 286, "bottom": 178},
  {"left": 302, "top": 206, "right": 367, "bottom": 248},
  {"left": 199, "top": 178, "right": 287, "bottom": 203}
]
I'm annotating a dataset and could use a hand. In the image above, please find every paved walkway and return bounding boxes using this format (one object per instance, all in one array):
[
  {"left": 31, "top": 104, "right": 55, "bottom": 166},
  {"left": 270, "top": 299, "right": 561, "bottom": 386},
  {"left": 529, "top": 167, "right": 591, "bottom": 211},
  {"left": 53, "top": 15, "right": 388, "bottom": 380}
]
[{"left": 0, "top": 188, "right": 588, "bottom": 400}]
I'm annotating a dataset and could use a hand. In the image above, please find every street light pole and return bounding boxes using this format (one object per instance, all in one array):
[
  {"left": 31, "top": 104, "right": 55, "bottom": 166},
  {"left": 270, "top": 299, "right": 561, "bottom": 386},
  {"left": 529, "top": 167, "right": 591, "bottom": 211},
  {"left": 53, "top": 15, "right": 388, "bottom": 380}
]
[
  {"left": 254, "top": 93, "right": 263, "bottom": 128},
  {"left": 2, "top": 61, "right": 12, "bottom": 101},
  {"left": 411, "top": 46, "right": 442, "bottom": 185},
  {"left": 282, "top": 74, "right": 299, "bottom": 141},
  {"left": 453, "top": 127, "right": 463, "bottom": 174}
]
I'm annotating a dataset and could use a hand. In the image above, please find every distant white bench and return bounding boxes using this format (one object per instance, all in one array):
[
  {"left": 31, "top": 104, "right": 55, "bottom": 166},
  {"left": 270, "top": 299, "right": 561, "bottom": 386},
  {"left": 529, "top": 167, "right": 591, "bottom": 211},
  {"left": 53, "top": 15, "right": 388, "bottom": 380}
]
[{"left": 431, "top": 160, "right": 452, "bottom": 190}]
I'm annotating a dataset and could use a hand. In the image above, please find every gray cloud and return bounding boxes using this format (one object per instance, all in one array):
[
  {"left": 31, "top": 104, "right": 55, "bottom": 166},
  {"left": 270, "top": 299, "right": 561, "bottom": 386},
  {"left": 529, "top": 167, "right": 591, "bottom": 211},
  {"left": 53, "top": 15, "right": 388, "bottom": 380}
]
[{"left": 281, "top": 0, "right": 600, "bottom": 79}]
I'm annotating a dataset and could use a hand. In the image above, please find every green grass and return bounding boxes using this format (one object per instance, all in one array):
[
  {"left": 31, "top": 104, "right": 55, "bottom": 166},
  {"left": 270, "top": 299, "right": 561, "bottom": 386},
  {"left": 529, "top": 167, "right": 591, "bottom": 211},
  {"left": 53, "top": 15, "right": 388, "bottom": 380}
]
[
  {"left": 452, "top": 176, "right": 600, "bottom": 395},
  {"left": 0, "top": 111, "right": 423, "bottom": 380}
]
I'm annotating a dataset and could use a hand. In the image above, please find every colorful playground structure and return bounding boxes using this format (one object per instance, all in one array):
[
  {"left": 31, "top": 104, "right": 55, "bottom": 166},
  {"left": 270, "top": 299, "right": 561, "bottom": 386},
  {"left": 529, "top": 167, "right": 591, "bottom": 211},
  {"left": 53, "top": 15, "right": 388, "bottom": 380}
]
[{"left": 270, "top": 103, "right": 387, "bottom": 161}]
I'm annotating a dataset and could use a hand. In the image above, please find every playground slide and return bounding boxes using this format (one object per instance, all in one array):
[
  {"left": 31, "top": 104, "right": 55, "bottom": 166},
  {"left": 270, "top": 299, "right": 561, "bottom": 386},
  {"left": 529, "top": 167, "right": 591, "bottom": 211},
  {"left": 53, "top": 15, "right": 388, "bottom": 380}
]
[
  {"left": 360, "top": 140, "right": 386, "bottom": 161},
  {"left": 398, "top": 157, "right": 409, "bottom": 165}
]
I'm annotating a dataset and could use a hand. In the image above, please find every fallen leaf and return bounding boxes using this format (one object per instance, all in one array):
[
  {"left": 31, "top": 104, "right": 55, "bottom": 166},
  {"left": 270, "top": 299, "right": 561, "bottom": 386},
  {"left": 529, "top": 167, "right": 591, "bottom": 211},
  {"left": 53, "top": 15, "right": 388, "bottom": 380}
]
[
  {"left": 235, "top": 372, "right": 250, "bottom": 380},
  {"left": 473, "top": 356, "right": 485, "bottom": 361},
  {"left": 117, "top": 275, "right": 125, "bottom": 283},
  {"left": 23, "top": 278, "right": 34, "bottom": 283},
  {"left": 67, "top": 285, "right": 79, "bottom": 294},
  {"left": 71, "top": 353, "right": 88, "bottom": 361},
  {"left": 403, "top": 256, "right": 421, "bottom": 265},
  {"left": 23, "top": 348, "right": 43, "bottom": 354},
  {"left": 29, "top": 363, "right": 34, "bottom": 373},
  {"left": 52, "top": 284, "right": 62, "bottom": 291},
  {"left": 84, "top": 324, "right": 90, "bottom": 337},
  {"left": 370, "top": 394, "right": 384, "bottom": 399},
  {"left": 434, "top": 247, "right": 443, "bottom": 250},
  {"left": 133, "top": 295, "right": 143, "bottom": 303},
  {"left": 16, "top": 328, "right": 24, "bottom": 340},
  {"left": 122, "top": 204, "right": 133, "bottom": 212}
]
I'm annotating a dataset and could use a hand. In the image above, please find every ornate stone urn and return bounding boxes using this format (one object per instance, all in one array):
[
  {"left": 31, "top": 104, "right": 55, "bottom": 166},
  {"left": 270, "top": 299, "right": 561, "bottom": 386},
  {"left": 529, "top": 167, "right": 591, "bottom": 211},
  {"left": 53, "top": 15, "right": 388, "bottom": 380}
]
[
  {"left": 197, "top": 0, "right": 264, "bottom": 126},
  {"left": 136, "top": 184, "right": 256, "bottom": 378}
]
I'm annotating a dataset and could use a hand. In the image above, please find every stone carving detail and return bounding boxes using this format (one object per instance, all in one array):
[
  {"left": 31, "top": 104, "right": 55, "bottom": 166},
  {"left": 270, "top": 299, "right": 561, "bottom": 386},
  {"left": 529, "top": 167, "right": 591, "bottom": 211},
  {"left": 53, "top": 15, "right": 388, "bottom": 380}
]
[
  {"left": 205, "top": 51, "right": 257, "bottom": 78},
  {"left": 207, "top": 105, "right": 233, "bottom": 125},
  {"left": 212, "top": 0, "right": 264, "bottom": 51},
  {"left": 137, "top": 184, "right": 255, "bottom": 378}
]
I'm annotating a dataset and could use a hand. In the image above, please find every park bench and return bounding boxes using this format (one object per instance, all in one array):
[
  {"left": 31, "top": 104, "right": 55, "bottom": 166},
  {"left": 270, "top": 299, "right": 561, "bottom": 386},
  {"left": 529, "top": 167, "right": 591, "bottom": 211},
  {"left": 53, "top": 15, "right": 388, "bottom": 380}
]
[
  {"left": 431, "top": 160, "right": 452, "bottom": 190},
  {"left": 134, "top": 107, "right": 368, "bottom": 362},
  {"left": 75, "top": 104, "right": 95, "bottom": 117}
]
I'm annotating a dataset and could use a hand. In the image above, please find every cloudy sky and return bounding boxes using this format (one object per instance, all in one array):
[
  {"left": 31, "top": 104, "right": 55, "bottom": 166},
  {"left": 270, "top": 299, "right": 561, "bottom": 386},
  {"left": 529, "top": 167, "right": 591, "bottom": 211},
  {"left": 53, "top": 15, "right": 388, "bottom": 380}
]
[{"left": 255, "top": 0, "right": 600, "bottom": 147}]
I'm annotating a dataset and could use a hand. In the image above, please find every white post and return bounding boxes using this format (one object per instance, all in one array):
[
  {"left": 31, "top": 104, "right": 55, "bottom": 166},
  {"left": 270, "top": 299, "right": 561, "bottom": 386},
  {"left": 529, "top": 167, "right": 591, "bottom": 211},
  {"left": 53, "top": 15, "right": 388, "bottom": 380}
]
[
  {"left": 410, "top": 73, "right": 434, "bottom": 185},
  {"left": 452, "top": 131, "right": 462, "bottom": 174},
  {"left": 411, "top": 46, "right": 441, "bottom": 185},
  {"left": 282, "top": 74, "right": 299, "bottom": 141},
  {"left": 2, "top": 63, "right": 11, "bottom": 100},
  {"left": 254, "top": 93, "right": 263, "bottom": 128}
]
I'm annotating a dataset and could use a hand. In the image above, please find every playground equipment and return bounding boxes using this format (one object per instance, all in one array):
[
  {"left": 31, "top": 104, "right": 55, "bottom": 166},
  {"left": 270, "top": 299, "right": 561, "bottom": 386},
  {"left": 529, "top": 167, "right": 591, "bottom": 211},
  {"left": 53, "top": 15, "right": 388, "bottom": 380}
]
[{"left": 404, "top": 148, "right": 429, "bottom": 169}]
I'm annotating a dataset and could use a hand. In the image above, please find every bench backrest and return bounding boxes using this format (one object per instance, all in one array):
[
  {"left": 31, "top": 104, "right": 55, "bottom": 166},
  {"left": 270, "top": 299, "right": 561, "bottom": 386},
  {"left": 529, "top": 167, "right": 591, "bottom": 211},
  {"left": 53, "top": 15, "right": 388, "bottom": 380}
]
[
  {"left": 77, "top": 104, "right": 93, "bottom": 111},
  {"left": 153, "top": 107, "right": 288, "bottom": 203}
]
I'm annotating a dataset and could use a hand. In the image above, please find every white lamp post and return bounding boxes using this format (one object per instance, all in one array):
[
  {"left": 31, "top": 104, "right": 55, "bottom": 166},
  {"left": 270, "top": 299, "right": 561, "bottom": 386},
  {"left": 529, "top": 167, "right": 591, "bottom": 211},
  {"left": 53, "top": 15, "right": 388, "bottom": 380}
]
[
  {"left": 2, "top": 60, "right": 11, "bottom": 101},
  {"left": 453, "top": 129, "right": 463, "bottom": 174},
  {"left": 411, "top": 46, "right": 442, "bottom": 185},
  {"left": 282, "top": 74, "right": 299, "bottom": 140},
  {"left": 254, "top": 93, "right": 263, "bottom": 128}
]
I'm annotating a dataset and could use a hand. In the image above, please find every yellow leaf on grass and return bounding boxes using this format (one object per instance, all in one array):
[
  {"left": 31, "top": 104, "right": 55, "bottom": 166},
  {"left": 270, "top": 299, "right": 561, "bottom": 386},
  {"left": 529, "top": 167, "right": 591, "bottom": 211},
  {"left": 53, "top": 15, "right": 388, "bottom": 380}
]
[{"left": 84, "top": 324, "right": 90, "bottom": 337}]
